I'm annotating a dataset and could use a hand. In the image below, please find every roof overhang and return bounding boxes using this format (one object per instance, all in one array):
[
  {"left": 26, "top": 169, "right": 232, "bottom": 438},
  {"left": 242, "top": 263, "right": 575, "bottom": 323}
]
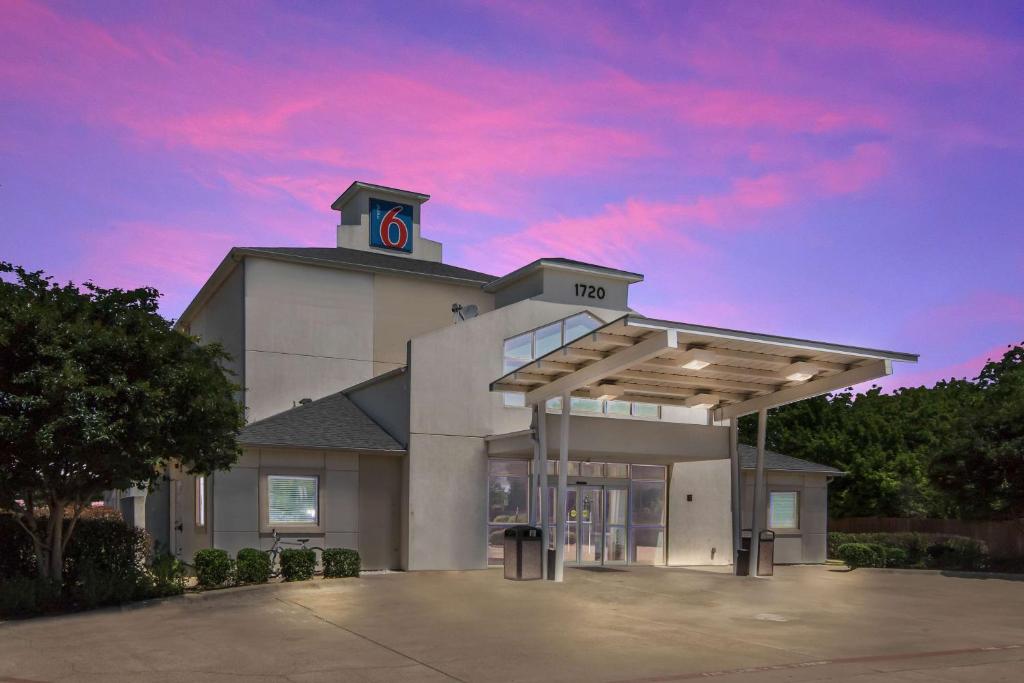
[
  {"left": 482, "top": 258, "right": 643, "bottom": 293},
  {"left": 490, "top": 314, "right": 918, "bottom": 422},
  {"left": 330, "top": 181, "right": 430, "bottom": 211}
]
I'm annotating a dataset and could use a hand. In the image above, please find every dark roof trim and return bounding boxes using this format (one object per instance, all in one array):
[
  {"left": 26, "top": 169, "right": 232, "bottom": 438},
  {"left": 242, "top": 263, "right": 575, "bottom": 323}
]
[
  {"left": 483, "top": 258, "right": 644, "bottom": 293},
  {"left": 737, "top": 444, "right": 844, "bottom": 475},
  {"left": 331, "top": 181, "right": 430, "bottom": 210}
]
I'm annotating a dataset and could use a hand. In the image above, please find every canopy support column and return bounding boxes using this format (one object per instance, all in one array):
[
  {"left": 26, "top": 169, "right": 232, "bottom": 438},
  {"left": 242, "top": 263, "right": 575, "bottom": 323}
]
[
  {"left": 535, "top": 402, "right": 548, "bottom": 582},
  {"left": 729, "top": 419, "right": 741, "bottom": 574},
  {"left": 750, "top": 408, "right": 768, "bottom": 576},
  {"left": 554, "top": 393, "right": 569, "bottom": 582}
]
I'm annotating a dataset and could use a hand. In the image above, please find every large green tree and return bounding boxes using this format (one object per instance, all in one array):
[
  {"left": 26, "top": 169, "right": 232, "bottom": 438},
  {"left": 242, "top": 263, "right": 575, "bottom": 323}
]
[{"left": 0, "top": 263, "right": 243, "bottom": 583}]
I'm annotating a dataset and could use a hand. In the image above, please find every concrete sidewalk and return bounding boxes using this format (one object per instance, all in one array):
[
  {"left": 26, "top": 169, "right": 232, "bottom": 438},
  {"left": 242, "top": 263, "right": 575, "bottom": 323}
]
[{"left": 1, "top": 565, "right": 1022, "bottom": 682}]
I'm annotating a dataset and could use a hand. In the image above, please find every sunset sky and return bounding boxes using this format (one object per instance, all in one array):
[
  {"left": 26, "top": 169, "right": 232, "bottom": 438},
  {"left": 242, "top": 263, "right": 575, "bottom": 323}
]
[{"left": 2, "top": 0, "right": 1022, "bottom": 391}]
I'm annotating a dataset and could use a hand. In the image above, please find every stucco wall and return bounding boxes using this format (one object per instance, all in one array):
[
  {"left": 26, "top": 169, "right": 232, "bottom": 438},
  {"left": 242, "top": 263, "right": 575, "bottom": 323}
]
[
  {"left": 668, "top": 459, "right": 734, "bottom": 566},
  {"left": 740, "top": 470, "right": 830, "bottom": 564},
  {"left": 188, "top": 262, "right": 244, "bottom": 401},
  {"left": 211, "top": 447, "right": 361, "bottom": 557}
]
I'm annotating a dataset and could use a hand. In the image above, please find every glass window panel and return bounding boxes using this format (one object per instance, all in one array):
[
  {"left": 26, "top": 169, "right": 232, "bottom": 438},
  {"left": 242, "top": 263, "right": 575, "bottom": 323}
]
[
  {"left": 487, "top": 526, "right": 508, "bottom": 565},
  {"left": 631, "top": 528, "right": 665, "bottom": 565},
  {"left": 565, "top": 487, "right": 578, "bottom": 521},
  {"left": 268, "top": 475, "right": 319, "bottom": 525},
  {"left": 606, "top": 488, "right": 628, "bottom": 525},
  {"left": 580, "top": 462, "right": 603, "bottom": 478},
  {"left": 631, "top": 464, "right": 667, "bottom": 480},
  {"left": 490, "top": 460, "right": 529, "bottom": 476},
  {"left": 503, "top": 392, "right": 526, "bottom": 408},
  {"left": 606, "top": 527, "right": 627, "bottom": 562},
  {"left": 534, "top": 322, "right": 562, "bottom": 357},
  {"left": 195, "top": 476, "right": 205, "bottom": 527},
  {"left": 605, "top": 463, "right": 629, "bottom": 478},
  {"left": 546, "top": 460, "right": 557, "bottom": 475},
  {"left": 632, "top": 402, "right": 660, "bottom": 418},
  {"left": 566, "top": 461, "right": 580, "bottom": 477},
  {"left": 571, "top": 397, "right": 602, "bottom": 413},
  {"left": 769, "top": 491, "right": 799, "bottom": 530},
  {"left": 489, "top": 475, "right": 529, "bottom": 524},
  {"left": 563, "top": 312, "right": 602, "bottom": 343},
  {"left": 546, "top": 396, "right": 562, "bottom": 412},
  {"left": 606, "top": 400, "right": 631, "bottom": 416},
  {"left": 503, "top": 332, "right": 533, "bottom": 373},
  {"left": 631, "top": 481, "right": 666, "bottom": 526}
]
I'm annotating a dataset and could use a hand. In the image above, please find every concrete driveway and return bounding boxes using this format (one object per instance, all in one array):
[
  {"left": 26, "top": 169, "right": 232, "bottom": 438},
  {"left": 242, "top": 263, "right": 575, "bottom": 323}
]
[{"left": 1, "top": 565, "right": 1022, "bottom": 682}]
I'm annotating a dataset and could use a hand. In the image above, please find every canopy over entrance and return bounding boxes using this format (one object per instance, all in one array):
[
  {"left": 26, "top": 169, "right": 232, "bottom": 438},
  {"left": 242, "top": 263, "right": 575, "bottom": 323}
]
[{"left": 490, "top": 314, "right": 917, "bottom": 420}]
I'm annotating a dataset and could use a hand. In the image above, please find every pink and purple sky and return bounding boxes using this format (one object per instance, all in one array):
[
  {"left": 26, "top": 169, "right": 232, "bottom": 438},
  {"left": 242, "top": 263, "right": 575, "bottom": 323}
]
[{"left": 2, "top": 0, "right": 1022, "bottom": 391}]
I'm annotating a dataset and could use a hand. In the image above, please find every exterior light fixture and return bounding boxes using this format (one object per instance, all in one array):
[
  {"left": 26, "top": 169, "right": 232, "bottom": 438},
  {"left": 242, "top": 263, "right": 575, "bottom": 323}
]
[
  {"left": 684, "top": 393, "right": 718, "bottom": 409},
  {"left": 590, "top": 383, "right": 626, "bottom": 400},
  {"left": 678, "top": 349, "right": 716, "bottom": 370},
  {"left": 782, "top": 361, "right": 818, "bottom": 382}
]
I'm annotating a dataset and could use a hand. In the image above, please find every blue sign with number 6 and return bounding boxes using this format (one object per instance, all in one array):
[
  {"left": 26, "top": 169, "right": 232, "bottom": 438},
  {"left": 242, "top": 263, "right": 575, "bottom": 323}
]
[{"left": 369, "top": 198, "right": 414, "bottom": 253}]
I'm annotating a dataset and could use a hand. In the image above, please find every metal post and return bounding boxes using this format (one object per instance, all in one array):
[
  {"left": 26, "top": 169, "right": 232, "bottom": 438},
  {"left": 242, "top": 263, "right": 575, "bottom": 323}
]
[
  {"left": 537, "top": 402, "right": 548, "bottom": 582},
  {"left": 529, "top": 403, "right": 541, "bottom": 527},
  {"left": 729, "top": 419, "right": 741, "bottom": 574},
  {"left": 554, "top": 393, "right": 570, "bottom": 582},
  {"left": 750, "top": 408, "right": 768, "bottom": 577}
]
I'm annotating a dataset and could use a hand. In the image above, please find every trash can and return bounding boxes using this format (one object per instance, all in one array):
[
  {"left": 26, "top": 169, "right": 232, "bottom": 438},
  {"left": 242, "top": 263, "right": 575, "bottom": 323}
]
[
  {"left": 757, "top": 529, "right": 775, "bottom": 576},
  {"left": 736, "top": 529, "right": 752, "bottom": 576},
  {"left": 504, "top": 526, "right": 543, "bottom": 580}
]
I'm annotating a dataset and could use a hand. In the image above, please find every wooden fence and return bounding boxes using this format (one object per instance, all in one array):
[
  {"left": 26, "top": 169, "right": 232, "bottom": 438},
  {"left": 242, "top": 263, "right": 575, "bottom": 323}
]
[{"left": 829, "top": 517, "right": 1024, "bottom": 558}]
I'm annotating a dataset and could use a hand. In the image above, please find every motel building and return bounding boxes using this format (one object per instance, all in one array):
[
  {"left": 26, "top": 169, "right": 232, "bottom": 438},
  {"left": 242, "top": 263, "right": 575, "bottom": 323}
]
[{"left": 120, "top": 181, "right": 917, "bottom": 577}]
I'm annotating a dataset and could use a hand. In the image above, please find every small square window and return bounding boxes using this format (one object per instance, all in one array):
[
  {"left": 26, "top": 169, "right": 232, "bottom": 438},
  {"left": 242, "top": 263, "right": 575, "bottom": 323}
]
[
  {"left": 268, "top": 475, "right": 319, "bottom": 526},
  {"left": 769, "top": 491, "right": 799, "bottom": 530}
]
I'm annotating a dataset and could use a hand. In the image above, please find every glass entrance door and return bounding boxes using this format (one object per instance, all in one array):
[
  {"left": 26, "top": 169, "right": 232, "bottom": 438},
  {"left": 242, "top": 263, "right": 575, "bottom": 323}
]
[
  {"left": 555, "top": 484, "right": 628, "bottom": 566},
  {"left": 577, "top": 486, "right": 603, "bottom": 564}
]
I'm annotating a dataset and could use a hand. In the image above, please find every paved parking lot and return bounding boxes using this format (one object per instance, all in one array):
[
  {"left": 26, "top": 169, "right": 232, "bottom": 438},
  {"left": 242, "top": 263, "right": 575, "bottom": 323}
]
[{"left": 2, "top": 565, "right": 1022, "bottom": 682}]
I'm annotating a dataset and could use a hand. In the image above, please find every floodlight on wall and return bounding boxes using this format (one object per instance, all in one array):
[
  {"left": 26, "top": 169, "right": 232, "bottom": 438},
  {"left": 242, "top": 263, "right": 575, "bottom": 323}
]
[
  {"left": 590, "top": 383, "right": 626, "bottom": 400},
  {"left": 684, "top": 393, "right": 719, "bottom": 409},
  {"left": 677, "top": 349, "right": 716, "bottom": 370},
  {"left": 782, "top": 361, "right": 818, "bottom": 382}
]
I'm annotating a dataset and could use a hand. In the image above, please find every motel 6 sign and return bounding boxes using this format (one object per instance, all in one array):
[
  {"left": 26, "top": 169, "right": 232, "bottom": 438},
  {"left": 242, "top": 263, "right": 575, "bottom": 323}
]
[{"left": 369, "top": 198, "right": 414, "bottom": 253}]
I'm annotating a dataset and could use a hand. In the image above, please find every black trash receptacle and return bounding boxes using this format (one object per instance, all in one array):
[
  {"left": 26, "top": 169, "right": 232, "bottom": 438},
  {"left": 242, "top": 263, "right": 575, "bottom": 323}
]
[
  {"left": 736, "top": 529, "right": 752, "bottom": 576},
  {"left": 504, "top": 526, "right": 542, "bottom": 580},
  {"left": 757, "top": 529, "right": 775, "bottom": 576}
]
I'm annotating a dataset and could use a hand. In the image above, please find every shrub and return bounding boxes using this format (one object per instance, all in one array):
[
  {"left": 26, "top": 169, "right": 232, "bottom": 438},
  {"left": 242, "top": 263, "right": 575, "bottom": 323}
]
[
  {"left": 927, "top": 537, "right": 989, "bottom": 571},
  {"left": 144, "top": 553, "right": 187, "bottom": 597},
  {"left": 322, "top": 548, "right": 360, "bottom": 578},
  {"left": 828, "top": 531, "right": 990, "bottom": 570},
  {"left": 0, "top": 576, "right": 62, "bottom": 618},
  {"left": 837, "top": 543, "right": 883, "bottom": 569},
  {"left": 193, "top": 549, "right": 234, "bottom": 588},
  {"left": 883, "top": 547, "right": 909, "bottom": 568},
  {"left": 67, "top": 560, "right": 141, "bottom": 609},
  {"left": 235, "top": 548, "right": 271, "bottom": 584},
  {"left": 279, "top": 548, "right": 316, "bottom": 581}
]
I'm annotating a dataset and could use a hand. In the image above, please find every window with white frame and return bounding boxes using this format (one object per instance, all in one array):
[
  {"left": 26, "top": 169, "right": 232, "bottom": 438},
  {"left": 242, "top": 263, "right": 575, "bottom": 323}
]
[
  {"left": 487, "top": 460, "right": 531, "bottom": 565},
  {"left": 267, "top": 475, "right": 319, "bottom": 526},
  {"left": 195, "top": 476, "right": 206, "bottom": 527},
  {"left": 768, "top": 491, "right": 799, "bottom": 530}
]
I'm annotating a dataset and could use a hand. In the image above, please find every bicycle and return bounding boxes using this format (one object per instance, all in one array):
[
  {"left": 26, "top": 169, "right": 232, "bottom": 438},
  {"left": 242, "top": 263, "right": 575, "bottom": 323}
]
[{"left": 267, "top": 529, "right": 324, "bottom": 578}]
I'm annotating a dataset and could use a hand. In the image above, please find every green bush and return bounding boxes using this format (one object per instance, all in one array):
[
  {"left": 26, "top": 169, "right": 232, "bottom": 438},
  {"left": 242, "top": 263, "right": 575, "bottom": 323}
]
[
  {"left": 279, "top": 548, "right": 316, "bottom": 581},
  {"left": 143, "top": 553, "right": 187, "bottom": 597},
  {"left": 322, "top": 548, "right": 360, "bottom": 578},
  {"left": 837, "top": 543, "right": 883, "bottom": 569},
  {"left": 67, "top": 560, "right": 141, "bottom": 609},
  {"left": 883, "top": 547, "right": 910, "bottom": 568},
  {"left": 235, "top": 548, "right": 271, "bottom": 584},
  {"left": 927, "top": 537, "right": 989, "bottom": 571},
  {"left": 0, "top": 576, "right": 62, "bottom": 618},
  {"left": 193, "top": 548, "right": 234, "bottom": 588}
]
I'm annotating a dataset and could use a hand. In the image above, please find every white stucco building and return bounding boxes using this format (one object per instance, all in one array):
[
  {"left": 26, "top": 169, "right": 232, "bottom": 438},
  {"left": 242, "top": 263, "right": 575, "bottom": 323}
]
[{"left": 140, "top": 181, "right": 915, "bottom": 576}]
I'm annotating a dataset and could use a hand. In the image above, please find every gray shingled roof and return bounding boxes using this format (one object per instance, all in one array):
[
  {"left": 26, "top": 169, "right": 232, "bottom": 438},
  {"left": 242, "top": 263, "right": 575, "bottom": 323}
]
[
  {"left": 239, "top": 246, "right": 496, "bottom": 285},
  {"left": 238, "top": 391, "right": 403, "bottom": 452},
  {"left": 738, "top": 444, "right": 843, "bottom": 475}
]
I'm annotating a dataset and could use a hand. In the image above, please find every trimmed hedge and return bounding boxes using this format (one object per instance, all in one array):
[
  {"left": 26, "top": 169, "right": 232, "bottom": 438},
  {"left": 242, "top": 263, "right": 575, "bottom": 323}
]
[
  {"left": 322, "top": 548, "right": 360, "bottom": 578},
  {"left": 235, "top": 548, "right": 271, "bottom": 584},
  {"left": 193, "top": 549, "right": 233, "bottom": 588},
  {"left": 837, "top": 543, "right": 882, "bottom": 569},
  {"left": 279, "top": 548, "right": 316, "bottom": 581},
  {"left": 828, "top": 531, "right": 989, "bottom": 570}
]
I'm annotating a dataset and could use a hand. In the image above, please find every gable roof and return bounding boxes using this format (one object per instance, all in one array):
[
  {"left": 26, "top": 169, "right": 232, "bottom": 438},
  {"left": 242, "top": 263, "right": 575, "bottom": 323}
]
[
  {"left": 483, "top": 257, "right": 644, "bottom": 293},
  {"left": 237, "top": 391, "right": 404, "bottom": 452},
  {"left": 738, "top": 444, "right": 843, "bottom": 475}
]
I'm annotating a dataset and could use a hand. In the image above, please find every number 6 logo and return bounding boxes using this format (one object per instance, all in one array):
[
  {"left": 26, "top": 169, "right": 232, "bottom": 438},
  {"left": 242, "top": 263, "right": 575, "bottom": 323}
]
[
  {"left": 379, "top": 206, "right": 409, "bottom": 249},
  {"left": 369, "top": 198, "right": 414, "bottom": 253}
]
